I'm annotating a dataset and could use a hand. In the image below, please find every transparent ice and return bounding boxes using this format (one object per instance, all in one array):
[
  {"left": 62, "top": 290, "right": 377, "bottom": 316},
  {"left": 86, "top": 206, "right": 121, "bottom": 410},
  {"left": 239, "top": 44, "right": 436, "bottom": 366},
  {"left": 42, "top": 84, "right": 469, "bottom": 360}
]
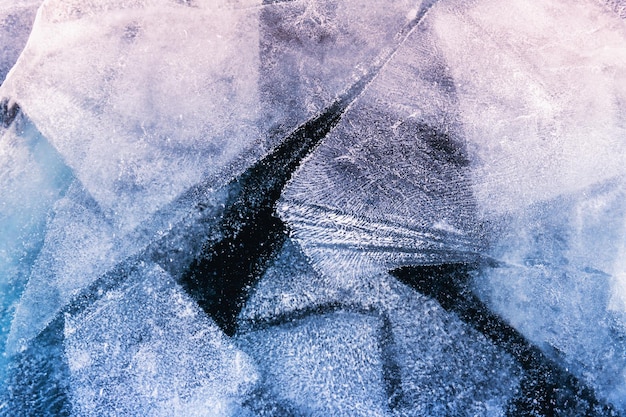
[
  {"left": 0, "top": 0, "right": 39, "bottom": 84},
  {"left": 0, "top": 114, "right": 72, "bottom": 381},
  {"left": 1, "top": 0, "right": 626, "bottom": 415}
]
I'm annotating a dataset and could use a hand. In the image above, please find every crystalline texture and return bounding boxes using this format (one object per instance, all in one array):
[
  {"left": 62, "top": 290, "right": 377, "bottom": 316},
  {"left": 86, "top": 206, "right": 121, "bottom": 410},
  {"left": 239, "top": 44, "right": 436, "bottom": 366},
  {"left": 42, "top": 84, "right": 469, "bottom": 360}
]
[
  {"left": 1, "top": 0, "right": 264, "bottom": 232},
  {"left": 1, "top": 0, "right": 427, "bottom": 232},
  {"left": 2, "top": 0, "right": 626, "bottom": 414},
  {"left": 472, "top": 180, "right": 626, "bottom": 408},
  {"left": 0, "top": 114, "right": 72, "bottom": 378},
  {"left": 275, "top": 0, "right": 626, "bottom": 413},
  {"left": 237, "top": 310, "right": 390, "bottom": 417},
  {"left": 277, "top": 0, "right": 481, "bottom": 289},
  {"left": 429, "top": 0, "right": 626, "bottom": 409},
  {"left": 64, "top": 263, "right": 257, "bottom": 416},
  {"left": 3, "top": 0, "right": 428, "bottom": 354},
  {"left": 0, "top": 0, "right": 40, "bottom": 84},
  {"left": 240, "top": 239, "right": 520, "bottom": 416},
  {"left": 431, "top": 0, "right": 626, "bottom": 215}
]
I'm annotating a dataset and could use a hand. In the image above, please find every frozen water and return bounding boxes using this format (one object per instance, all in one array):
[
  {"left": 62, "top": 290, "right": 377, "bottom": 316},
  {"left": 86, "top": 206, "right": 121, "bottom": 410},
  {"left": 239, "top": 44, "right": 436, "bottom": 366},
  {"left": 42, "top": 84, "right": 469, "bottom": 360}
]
[
  {"left": 241, "top": 239, "right": 520, "bottom": 416},
  {"left": 64, "top": 262, "right": 257, "bottom": 416},
  {"left": 257, "top": 0, "right": 430, "bottom": 138},
  {"left": 275, "top": 0, "right": 626, "bottom": 413},
  {"left": 237, "top": 310, "right": 390, "bottom": 417},
  {"left": 472, "top": 179, "right": 626, "bottom": 408},
  {"left": 426, "top": 0, "right": 626, "bottom": 409},
  {"left": 1, "top": 315, "right": 72, "bottom": 416},
  {"left": 3, "top": 0, "right": 432, "bottom": 354},
  {"left": 5, "top": 182, "right": 121, "bottom": 356},
  {"left": 0, "top": 0, "right": 39, "bottom": 84},
  {"left": 601, "top": 0, "right": 626, "bottom": 17},
  {"left": 2, "top": 0, "right": 626, "bottom": 414},
  {"left": 6, "top": 177, "right": 232, "bottom": 356},
  {"left": 1, "top": 0, "right": 264, "bottom": 232},
  {"left": 431, "top": 0, "right": 626, "bottom": 215},
  {"left": 277, "top": 0, "right": 482, "bottom": 281},
  {"left": 0, "top": 0, "right": 426, "bottom": 232},
  {"left": 0, "top": 113, "right": 72, "bottom": 379}
]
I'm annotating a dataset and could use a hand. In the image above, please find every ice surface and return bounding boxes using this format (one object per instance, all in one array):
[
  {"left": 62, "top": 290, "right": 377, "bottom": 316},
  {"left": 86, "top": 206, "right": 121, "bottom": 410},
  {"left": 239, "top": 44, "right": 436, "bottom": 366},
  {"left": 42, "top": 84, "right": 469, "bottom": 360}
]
[
  {"left": 2, "top": 0, "right": 626, "bottom": 414},
  {"left": 1, "top": 0, "right": 264, "bottom": 232},
  {"left": 0, "top": 113, "right": 72, "bottom": 378},
  {"left": 601, "top": 0, "right": 626, "bottom": 17},
  {"left": 1, "top": 0, "right": 426, "bottom": 233},
  {"left": 424, "top": 0, "right": 626, "bottom": 409},
  {"left": 6, "top": 178, "right": 232, "bottom": 356},
  {"left": 0, "top": 0, "right": 39, "bottom": 84},
  {"left": 257, "top": 0, "right": 429, "bottom": 138},
  {"left": 431, "top": 0, "right": 626, "bottom": 215},
  {"left": 241, "top": 239, "right": 520, "bottom": 416},
  {"left": 1, "top": 316, "right": 72, "bottom": 416},
  {"left": 274, "top": 0, "right": 626, "bottom": 412},
  {"left": 4, "top": 0, "right": 432, "bottom": 353},
  {"left": 5, "top": 183, "right": 120, "bottom": 356},
  {"left": 237, "top": 310, "right": 390, "bottom": 416},
  {"left": 64, "top": 262, "right": 257, "bottom": 416},
  {"left": 277, "top": 0, "right": 484, "bottom": 281},
  {"left": 472, "top": 179, "right": 626, "bottom": 408}
]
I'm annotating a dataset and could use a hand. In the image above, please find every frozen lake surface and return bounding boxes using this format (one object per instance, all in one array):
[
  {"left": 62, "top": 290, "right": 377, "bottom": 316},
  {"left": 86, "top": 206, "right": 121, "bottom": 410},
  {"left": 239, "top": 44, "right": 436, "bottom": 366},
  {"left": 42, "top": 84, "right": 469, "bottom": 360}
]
[{"left": 1, "top": 0, "right": 626, "bottom": 415}]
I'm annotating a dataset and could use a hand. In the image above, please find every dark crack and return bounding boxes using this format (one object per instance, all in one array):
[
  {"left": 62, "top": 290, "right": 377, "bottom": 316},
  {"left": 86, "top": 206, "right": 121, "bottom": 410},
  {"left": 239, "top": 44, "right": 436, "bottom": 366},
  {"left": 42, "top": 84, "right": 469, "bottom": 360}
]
[
  {"left": 390, "top": 263, "right": 621, "bottom": 417},
  {"left": 0, "top": 98, "right": 19, "bottom": 128}
]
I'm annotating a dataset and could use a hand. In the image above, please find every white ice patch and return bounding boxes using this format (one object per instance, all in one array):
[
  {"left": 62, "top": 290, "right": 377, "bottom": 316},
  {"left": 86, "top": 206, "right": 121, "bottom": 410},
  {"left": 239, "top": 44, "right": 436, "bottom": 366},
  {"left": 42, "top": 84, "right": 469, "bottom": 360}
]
[
  {"left": 64, "top": 263, "right": 258, "bottom": 417},
  {"left": 237, "top": 311, "right": 390, "bottom": 417},
  {"left": 432, "top": 0, "right": 626, "bottom": 215},
  {"left": 1, "top": 0, "right": 264, "bottom": 232}
]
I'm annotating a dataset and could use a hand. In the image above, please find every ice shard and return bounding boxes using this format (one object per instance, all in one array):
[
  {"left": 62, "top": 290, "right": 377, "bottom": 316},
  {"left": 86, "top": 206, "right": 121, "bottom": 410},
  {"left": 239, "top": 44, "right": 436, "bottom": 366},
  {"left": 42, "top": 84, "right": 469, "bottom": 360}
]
[
  {"left": 277, "top": 0, "right": 481, "bottom": 283},
  {"left": 471, "top": 181, "right": 626, "bottom": 410},
  {"left": 1, "top": 0, "right": 265, "bottom": 232},
  {"left": 64, "top": 263, "right": 257, "bottom": 417},
  {"left": 429, "top": 0, "right": 626, "bottom": 409},
  {"left": 0, "top": 112, "right": 72, "bottom": 379},
  {"left": 240, "top": 239, "right": 521, "bottom": 416},
  {"left": 237, "top": 310, "right": 390, "bottom": 416},
  {"left": 1, "top": 0, "right": 428, "bottom": 232},
  {"left": 275, "top": 0, "right": 626, "bottom": 413}
]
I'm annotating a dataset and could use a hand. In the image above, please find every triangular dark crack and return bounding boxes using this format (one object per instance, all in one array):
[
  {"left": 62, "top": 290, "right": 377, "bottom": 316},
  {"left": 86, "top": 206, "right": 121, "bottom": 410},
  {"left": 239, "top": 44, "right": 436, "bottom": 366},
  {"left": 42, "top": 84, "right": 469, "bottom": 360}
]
[{"left": 180, "top": 97, "right": 349, "bottom": 336}]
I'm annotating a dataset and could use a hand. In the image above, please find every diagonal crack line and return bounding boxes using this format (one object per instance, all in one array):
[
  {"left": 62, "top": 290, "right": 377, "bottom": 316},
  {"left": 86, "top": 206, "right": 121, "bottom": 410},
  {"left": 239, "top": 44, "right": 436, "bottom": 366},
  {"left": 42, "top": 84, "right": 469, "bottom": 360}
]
[
  {"left": 391, "top": 264, "right": 622, "bottom": 417},
  {"left": 12, "top": 0, "right": 444, "bottom": 348},
  {"left": 336, "top": 0, "right": 440, "bottom": 116},
  {"left": 179, "top": 94, "right": 348, "bottom": 336}
]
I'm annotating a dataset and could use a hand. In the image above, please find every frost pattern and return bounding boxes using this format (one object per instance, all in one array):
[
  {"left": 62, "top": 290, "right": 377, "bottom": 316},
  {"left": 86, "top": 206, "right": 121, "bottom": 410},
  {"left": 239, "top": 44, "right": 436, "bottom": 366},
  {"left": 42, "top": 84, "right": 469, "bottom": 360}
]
[
  {"left": 1, "top": 0, "right": 626, "bottom": 415},
  {"left": 65, "top": 263, "right": 257, "bottom": 417}
]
